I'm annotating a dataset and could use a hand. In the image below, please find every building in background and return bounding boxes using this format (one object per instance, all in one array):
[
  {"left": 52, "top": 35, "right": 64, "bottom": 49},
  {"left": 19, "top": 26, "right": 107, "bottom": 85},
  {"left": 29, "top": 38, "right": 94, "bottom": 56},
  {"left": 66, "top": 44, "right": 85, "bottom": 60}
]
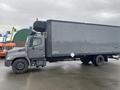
[
  {"left": 0, "top": 27, "right": 32, "bottom": 47},
  {"left": 0, "top": 27, "right": 31, "bottom": 58},
  {"left": 13, "top": 28, "right": 32, "bottom": 47}
]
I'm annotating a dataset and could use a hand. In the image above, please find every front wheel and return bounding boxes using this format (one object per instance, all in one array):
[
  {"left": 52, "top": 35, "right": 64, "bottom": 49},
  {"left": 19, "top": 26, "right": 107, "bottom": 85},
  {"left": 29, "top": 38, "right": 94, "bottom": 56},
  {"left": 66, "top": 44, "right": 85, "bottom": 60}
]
[{"left": 12, "top": 59, "right": 29, "bottom": 74}]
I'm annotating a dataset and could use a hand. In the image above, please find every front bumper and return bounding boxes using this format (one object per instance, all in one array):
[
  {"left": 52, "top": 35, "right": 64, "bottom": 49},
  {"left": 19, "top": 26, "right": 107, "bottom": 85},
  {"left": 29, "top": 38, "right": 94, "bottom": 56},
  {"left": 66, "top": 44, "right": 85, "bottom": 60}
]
[{"left": 5, "top": 60, "right": 12, "bottom": 67}]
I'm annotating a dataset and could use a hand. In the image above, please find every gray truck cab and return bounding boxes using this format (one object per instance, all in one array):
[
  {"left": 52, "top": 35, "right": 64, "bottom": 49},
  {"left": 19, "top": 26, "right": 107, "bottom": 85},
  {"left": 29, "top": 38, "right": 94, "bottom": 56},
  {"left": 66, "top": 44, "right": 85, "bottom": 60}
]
[
  {"left": 5, "top": 33, "right": 46, "bottom": 73},
  {"left": 26, "top": 33, "right": 45, "bottom": 60}
]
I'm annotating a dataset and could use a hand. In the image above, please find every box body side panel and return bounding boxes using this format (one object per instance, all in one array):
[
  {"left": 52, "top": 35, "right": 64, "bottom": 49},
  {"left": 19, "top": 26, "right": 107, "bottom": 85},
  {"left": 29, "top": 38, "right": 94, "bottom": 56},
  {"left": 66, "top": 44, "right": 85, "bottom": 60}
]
[{"left": 46, "top": 20, "right": 120, "bottom": 57}]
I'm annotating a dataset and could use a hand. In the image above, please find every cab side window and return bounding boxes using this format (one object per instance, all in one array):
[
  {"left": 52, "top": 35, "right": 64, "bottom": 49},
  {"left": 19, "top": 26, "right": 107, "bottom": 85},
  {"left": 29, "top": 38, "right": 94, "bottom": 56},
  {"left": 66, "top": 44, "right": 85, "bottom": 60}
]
[{"left": 32, "top": 38, "right": 42, "bottom": 46}]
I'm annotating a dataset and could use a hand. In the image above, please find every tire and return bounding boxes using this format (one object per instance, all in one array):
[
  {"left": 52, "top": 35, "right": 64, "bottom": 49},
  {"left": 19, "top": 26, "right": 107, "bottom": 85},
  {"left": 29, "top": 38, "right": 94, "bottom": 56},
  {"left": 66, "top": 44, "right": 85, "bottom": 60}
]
[
  {"left": 12, "top": 59, "right": 29, "bottom": 74},
  {"left": 80, "top": 56, "right": 91, "bottom": 64},
  {"left": 92, "top": 55, "right": 105, "bottom": 66}
]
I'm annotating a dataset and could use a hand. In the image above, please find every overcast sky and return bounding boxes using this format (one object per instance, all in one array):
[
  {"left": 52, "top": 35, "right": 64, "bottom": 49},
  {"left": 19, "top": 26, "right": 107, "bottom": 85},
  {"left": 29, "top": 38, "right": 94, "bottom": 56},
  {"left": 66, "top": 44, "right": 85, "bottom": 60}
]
[{"left": 0, "top": 0, "right": 120, "bottom": 34}]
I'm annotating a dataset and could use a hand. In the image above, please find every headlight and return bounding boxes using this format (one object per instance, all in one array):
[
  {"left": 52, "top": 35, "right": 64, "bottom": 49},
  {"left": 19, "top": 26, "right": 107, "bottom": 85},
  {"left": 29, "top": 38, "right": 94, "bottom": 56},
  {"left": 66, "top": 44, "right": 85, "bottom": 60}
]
[{"left": 6, "top": 56, "right": 14, "bottom": 60}]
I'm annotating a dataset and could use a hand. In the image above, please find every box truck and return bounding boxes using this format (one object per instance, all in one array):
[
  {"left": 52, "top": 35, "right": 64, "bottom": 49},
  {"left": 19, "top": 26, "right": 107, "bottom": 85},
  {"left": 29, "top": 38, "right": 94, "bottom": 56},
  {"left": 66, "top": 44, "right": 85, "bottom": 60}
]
[{"left": 5, "top": 20, "right": 120, "bottom": 73}]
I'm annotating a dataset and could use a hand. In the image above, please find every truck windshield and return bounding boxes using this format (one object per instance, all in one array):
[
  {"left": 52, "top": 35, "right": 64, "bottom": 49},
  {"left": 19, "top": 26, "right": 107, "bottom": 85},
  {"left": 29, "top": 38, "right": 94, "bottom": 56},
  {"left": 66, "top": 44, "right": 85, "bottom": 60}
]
[{"left": 26, "top": 36, "right": 32, "bottom": 47}]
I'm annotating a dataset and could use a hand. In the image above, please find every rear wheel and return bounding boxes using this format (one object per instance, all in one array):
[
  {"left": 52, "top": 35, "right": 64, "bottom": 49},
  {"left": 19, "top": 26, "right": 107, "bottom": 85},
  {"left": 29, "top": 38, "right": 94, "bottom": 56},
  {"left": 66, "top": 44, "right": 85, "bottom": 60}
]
[
  {"left": 92, "top": 55, "right": 105, "bottom": 66},
  {"left": 12, "top": 59, "right": 29, "bottom": 74}
]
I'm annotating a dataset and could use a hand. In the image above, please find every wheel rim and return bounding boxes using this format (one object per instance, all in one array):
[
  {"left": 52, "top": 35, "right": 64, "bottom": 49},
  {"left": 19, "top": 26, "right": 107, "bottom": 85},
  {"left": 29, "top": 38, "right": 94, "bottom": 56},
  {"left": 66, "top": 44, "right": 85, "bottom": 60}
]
[{"left": 16, "top": 62, "right": 25, "bottom": 70}]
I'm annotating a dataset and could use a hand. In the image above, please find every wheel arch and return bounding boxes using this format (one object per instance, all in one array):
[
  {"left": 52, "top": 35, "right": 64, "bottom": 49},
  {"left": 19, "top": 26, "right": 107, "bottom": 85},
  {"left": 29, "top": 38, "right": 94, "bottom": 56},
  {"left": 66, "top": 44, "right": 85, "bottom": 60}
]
[{"left": 11, "top": 57, "right": 30, "bottom": 66}]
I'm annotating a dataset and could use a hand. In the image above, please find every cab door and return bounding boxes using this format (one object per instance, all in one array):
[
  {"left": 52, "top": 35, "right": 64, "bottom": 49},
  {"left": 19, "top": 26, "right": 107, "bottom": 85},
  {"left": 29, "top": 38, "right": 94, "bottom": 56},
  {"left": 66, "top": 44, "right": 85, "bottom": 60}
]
[{"left": 27, "top": 36, "right": 45, "bottom": 59}]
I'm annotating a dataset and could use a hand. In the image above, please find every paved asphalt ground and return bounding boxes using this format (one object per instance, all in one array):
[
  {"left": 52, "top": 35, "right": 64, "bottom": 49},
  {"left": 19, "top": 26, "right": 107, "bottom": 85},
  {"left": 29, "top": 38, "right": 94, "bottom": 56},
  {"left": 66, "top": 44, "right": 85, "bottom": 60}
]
[{"left": 1, "top": 59, "right": 120, "bottom": 90}]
